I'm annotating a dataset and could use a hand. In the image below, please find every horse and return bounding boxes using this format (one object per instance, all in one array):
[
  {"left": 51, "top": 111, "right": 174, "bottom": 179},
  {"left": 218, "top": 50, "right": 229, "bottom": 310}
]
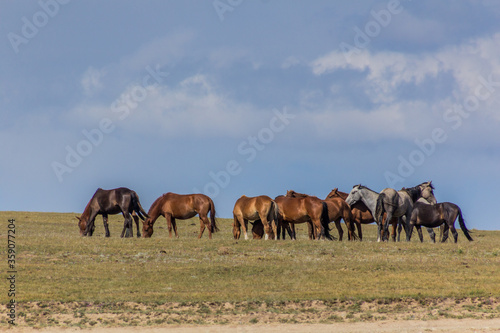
[
  {"left": 233, "top": 195, "right": 278, "bottom": 240},
  {"left": 76, "top": 187, "right": 148, "bottom": 238},
  {"left": 408, "top": 200, "right": 473, "bottom": 243},
  {"left": 326, "top": 188, "right": 397, "bottom": 241},
  {"left": 246, "top": 219, "right": 276, "bottom": 239},
  {"left": 142, "top": 193, "right": 218, "bottom": 239},
  {"left": 286, "top": 190, "right": 356, "bottom": 241},
  {"left": 374, "top": 181, "right": 437, "bottom": 242},
  {"left": 274, "top": 195, "right": 332, "bottom": 240}
]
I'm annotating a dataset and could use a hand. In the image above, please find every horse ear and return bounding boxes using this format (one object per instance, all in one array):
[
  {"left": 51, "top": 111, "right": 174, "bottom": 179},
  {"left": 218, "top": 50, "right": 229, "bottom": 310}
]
[{"left": 75, "top": 216, "right": 81, "bottom": 221}]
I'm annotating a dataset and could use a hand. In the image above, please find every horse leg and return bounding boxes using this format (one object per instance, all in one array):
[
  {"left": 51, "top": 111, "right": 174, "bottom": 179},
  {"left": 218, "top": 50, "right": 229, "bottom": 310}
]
[
  {"left": 132, "top": 212, "right": 141, "bottom": 238},
  {"left": 102, "top": 214, "right": 110, "bottom": 237},
  {"left": 380, "top": 211, "right": 391, "bottom": 242},
  {"left": 166, "top": 214, "right": 174, "bottom": 238},
  {"left": 241, "top": 218, "right": 250, "bottom": 240},
  {"left": 198, "top": 217, "right": 206, "bottom": 238},
  {"left": 312, "top": 219, "right": 323, "bottom": 241},
  {"left": 171, "top": 218, "right": 178, "bottom": 238},
  {"left": 356, "top": 221, "right": 363, "bottom": 241},
  {"left": 121, "top": 212, "right": 133, "bottom": 238},
  {"left": 427, "top": 228, "right": 436, "bottom": 243},
  {"left": 392, "top": 219, "right": 398, "bottom": 242},
  {"left": 416, "top": 225, "right": 424, "bottom": 242},
  {"left": 334, "top": 218, "right": 343, "bottom": 241},
  {"left": 260, "top": 215, "right": 272, "bottom": 240},
  {"left": 200, "top": 214, "right": 212, "bottom": 239},
  {"left": 396, "top": 218, "right": 402, "bottom": 242},
  {"left": 441, "top": 224, "right": 450, "bottom": 243},
  {"left": 233, "top": 215, "right": 242, "bottom": 239},
  {"left": 450, "top": 224, "right": 459, "bottom": 243}
]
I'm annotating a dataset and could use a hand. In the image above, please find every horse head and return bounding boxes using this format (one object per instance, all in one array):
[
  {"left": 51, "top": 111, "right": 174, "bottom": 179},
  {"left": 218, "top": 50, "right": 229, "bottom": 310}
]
[
  {"left": 141, "top": 217, "right": 154, "bottom": 238},
  {"left": 286, "top": 190, "right": 297, "bottom": 197},
  {"left": 419, "top": 181, "right": 437, "bottom": 204},
  {"left": 345, "top": 185, "right": 363, "bottom": 206},
  {"left": 326, "top": 188, "right": 339, "bottom": 199},
  {"left": 76, "top": 216, "right": 93, "bottom": 236}
]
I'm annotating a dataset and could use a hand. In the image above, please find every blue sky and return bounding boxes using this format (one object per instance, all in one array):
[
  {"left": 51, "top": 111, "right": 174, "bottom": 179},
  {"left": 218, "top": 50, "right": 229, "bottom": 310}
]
[{"left": 2, "top": 0, "right": 500, "bottom": 230}]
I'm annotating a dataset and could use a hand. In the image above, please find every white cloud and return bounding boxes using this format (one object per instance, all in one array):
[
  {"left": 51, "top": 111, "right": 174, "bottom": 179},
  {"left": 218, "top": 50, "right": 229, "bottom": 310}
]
[
  {"left": 281, "top": 56, "right": 301, "bottom": 69},
  {"left": 311, "top": 33, "right": 500, "bottom": 107},
  {"left": 81, "top": 67, "right": 105, "bottom": 96}
]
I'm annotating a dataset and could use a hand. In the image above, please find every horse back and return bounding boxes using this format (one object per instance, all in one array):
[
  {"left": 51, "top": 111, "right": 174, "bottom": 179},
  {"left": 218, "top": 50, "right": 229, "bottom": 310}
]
[{"left": 161, "top": 192, "right": 211, "bottom": 218}]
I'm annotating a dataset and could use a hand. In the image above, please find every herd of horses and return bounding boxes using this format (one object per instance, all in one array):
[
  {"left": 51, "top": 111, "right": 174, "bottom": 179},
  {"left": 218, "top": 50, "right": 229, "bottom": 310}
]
[{"left": 76, "top": 181, "right": 473, "bottom": 243}]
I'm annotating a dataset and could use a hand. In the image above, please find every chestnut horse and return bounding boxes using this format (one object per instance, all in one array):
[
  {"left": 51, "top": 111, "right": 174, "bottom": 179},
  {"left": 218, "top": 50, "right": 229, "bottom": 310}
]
[
  {"left": 233, "top": 195, "right": 278, "bottom": 240},
  {"left": 286, "top": 190, "right": 356, "bottom": 241},
  {"left": 76, "top": 187, "right": 148, "bottom": 237},
  {"left": 142, "top": 193, "right": 218, "bottom": 239},
  {"left": 326, "top": 188, "right": 398, "bottom": 241},
  {"left": 274, "top": 195, "right": 332, "bottom": 240}
]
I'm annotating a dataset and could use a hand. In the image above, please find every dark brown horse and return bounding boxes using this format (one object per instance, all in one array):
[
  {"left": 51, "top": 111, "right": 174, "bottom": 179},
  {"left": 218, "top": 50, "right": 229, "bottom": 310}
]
[
  {"left": 76, "top": 187, "right": 148, "bottom": 237},
  {"left": 242, "top": 219, "right": 276, "bottom": 239},
  {"left": 326, "top": 188, "right": 398, "bottom": 241},
  {"left": 286, "top": 190, "right": 356, "bottom": 241},
  {"left": 233, "top": 195, "right": 278, "bottom": 240},
  {"left": 142, "top": 193, "right": 218, "bottom": 239},
  {"left": 274, "top": 195, "right": 332, "bottom": 240},
  {"left": 408, "top": 201, "right": 473, "bottom": 243}
]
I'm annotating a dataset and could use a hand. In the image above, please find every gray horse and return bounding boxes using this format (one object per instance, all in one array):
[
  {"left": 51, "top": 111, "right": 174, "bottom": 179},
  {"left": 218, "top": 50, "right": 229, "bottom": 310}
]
[
  {"left": 375, "top": 181, "right": 436, "bottom": 242},
  {"left": 346, "top": 182, "right": 436, "bottom": 242}
]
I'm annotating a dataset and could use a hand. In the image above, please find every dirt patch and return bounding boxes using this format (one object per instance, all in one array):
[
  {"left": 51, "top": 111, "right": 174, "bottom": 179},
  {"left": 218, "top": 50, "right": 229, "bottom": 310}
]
[{"left": 3, "top": 297, "right": 499, "bottom": 329}]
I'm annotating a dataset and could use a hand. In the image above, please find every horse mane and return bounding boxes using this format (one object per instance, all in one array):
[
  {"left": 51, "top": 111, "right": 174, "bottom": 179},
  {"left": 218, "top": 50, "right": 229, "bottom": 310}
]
[
  {"left": 356, "top": 184, "right": 377, "bottom": 193},
  {"left": 401, "top": 185, "right": 421, "bottom": 202},
  {"left": 286, "top": 190, "right": 309, "bottom": 198},
  {"left": 148, "top": 193, "right": 168, "bottom": 216},
  {"left": 80, "top": 188, "right": 102, "bottom": 220}
]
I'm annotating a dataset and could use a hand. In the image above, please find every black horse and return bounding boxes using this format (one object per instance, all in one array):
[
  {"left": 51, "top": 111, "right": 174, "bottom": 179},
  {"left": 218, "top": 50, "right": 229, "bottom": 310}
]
[
  {"left": 76, "top": 187, "right": 148, "bottom": 237},
  {"left": 407, "top": 201, "right": 473, "bottom": 243}
]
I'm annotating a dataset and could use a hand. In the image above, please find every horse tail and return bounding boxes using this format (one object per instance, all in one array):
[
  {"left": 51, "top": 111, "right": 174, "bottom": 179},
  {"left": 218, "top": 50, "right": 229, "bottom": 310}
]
[
  {"left": 457, "top": 207, "right": 473, "bottom": 241},
  {"left": 321, "top": 201, "right": 334, "bottom": 240},
  {"left": 209, "top": 198, "right": 219, "bottom": 233},
  {"left": 132, "top": 191, "right": 149, "bottom": 220},
  {"left": 375, "top": 193, "right": 386, "bottom": 223},
  {"left": 268, "top": 200, "right": 279, "bottom": 226}
]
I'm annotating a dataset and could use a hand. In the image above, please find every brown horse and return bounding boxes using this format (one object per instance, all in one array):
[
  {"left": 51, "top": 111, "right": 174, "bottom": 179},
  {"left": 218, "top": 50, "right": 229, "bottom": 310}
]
[
  {"left": 326, "top": 188, "right": 398, "bottom": 241},
  {"left": 274, "top": 195, "right": 332, "bottom": 240},
  {"left": 76, "top": 187, "right": 148, "bottom": 237},
  {"left": 142, "top": 193, "right": 218, "bottom": 239},
  {"left": 233, "top": 195, "right": 278, "bottom": 240},
  {"left": 286, "top": 190, "right": 356, "bottom": 241}
]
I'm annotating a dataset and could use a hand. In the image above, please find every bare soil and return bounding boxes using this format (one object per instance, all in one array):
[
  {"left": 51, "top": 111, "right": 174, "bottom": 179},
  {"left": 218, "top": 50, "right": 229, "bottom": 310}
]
[{"left": 3, "top": 298, "right": 500, "bottom": 332}]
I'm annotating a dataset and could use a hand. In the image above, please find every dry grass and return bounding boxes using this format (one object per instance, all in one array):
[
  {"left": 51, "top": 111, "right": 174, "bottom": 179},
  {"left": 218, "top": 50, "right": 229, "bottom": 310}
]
[{"left": 1, "top": 211, "right": 499, "bottom": 327}]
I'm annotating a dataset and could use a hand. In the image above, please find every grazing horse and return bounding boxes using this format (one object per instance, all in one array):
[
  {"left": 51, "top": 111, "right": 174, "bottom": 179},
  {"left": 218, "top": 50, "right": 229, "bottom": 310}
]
[
  {"left": 247, "top": 219, "right": 276, "bottom": 239},
  {"left": 286, "top": 190, "right": 356, "bottom": 241},
  {"left": 327, "top": 188, "right": 398, "bottom": 241},
  {"left": 77, "top": 187, "right": 148, "bottom": 238},
  {"left": 142, "top": 193, "right": 218, "bottom": 239},
  {"left": 233, "top": 195, "right": 278, "bottom": 240},
  {"left": 408, "top": 200, "right": 473, "bottom": 243},
  {"left": 375, "top": 181, "right": 437, "bottom": 242},
  {"left": 274, "top": 195, "right": 332, "bottom": 240}
]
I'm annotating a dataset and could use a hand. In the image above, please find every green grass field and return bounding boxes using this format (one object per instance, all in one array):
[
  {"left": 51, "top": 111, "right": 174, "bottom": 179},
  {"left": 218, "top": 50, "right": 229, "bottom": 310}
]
[{"left": 1, "top": 211, "right": 499, "bottom": 327}]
